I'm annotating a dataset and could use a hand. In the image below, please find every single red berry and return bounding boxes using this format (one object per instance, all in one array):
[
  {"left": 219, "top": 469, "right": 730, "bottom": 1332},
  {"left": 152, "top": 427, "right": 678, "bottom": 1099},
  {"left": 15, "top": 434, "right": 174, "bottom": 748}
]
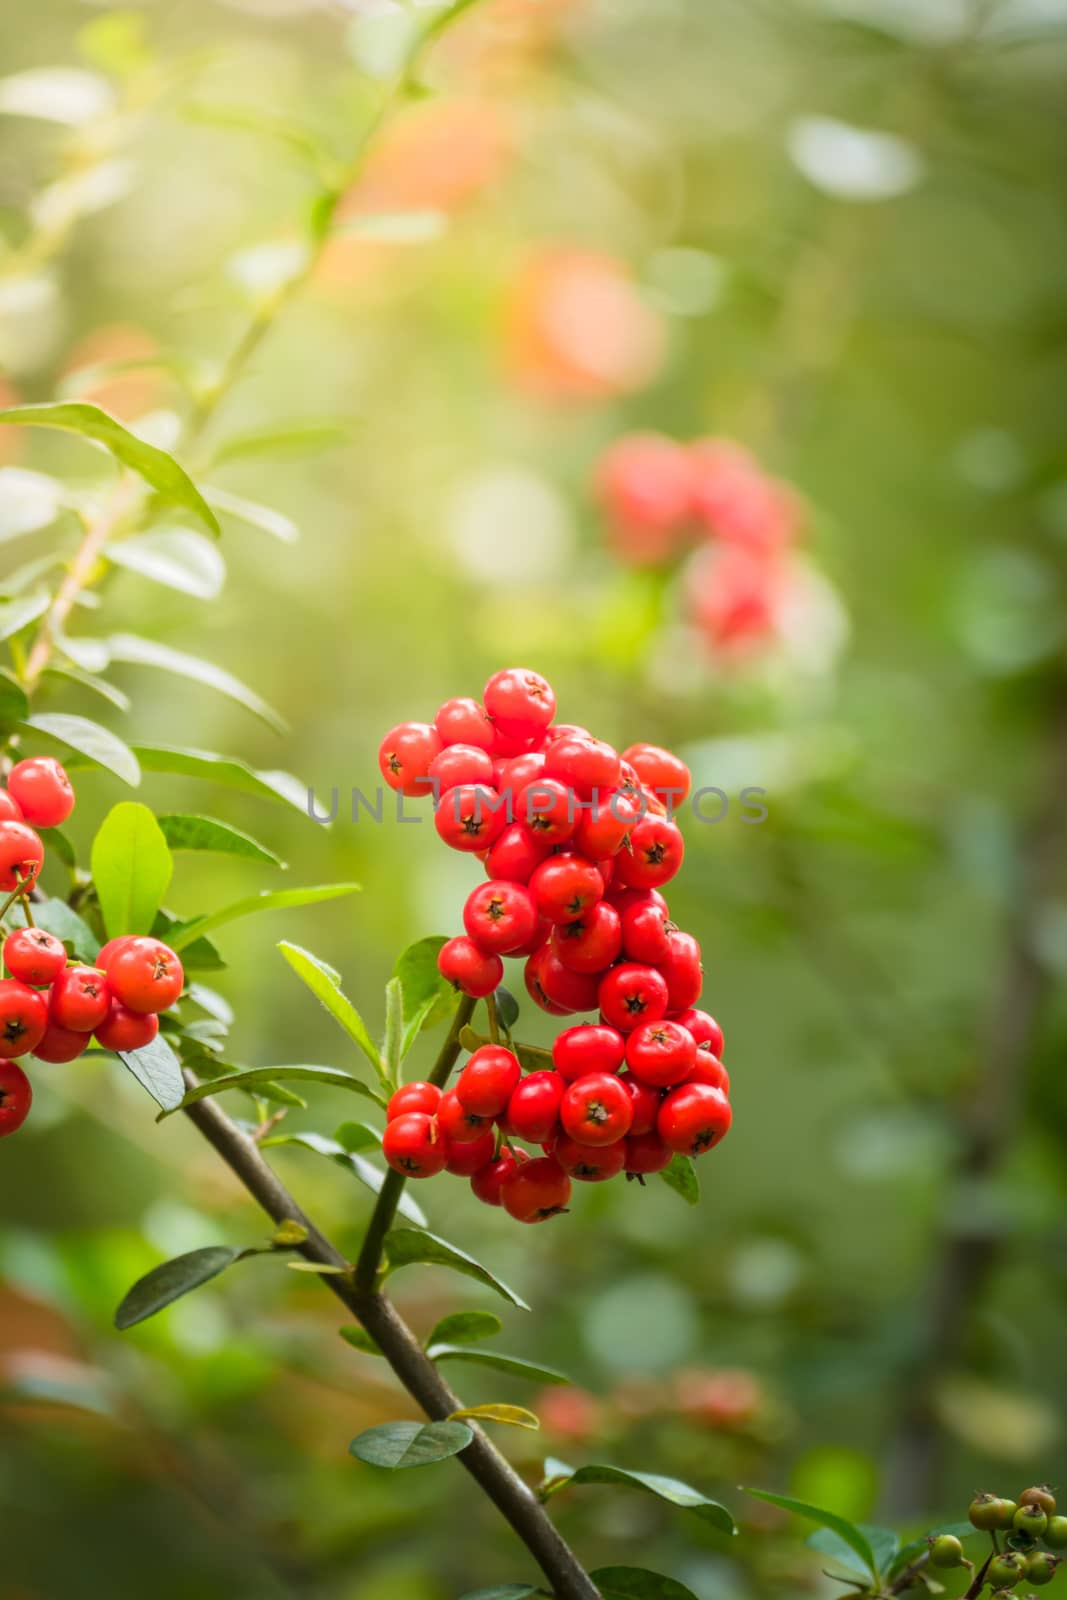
[
  {"left": 543, "top": 724, "right": 591, "bottom": 747},
  {"left": 511, "top": 915, "right": 552, "bottom": 957},
  {"left": 463, "top": 880, "right": 539, "bottom": 956},
  {"left": 7, "top": 757, "right": 75, "bottom": 828},
  {"left": 438, "top": 935, "right": 503, "bottom": 999},
  {"left": 543, "top": 735, "right": 621, "bottom": 800},
  {"left": 574, "top": 790, "right": 641, "bottom": 858},
  {"left": 491, "top": 724, "right": 546, "bottom": 759},
  {"left": 0, "top": 790, "right": 23, "bottom": 822},
  {"left": 495, "top": 752, "right": 547, "bottom": 797},
  {"left": 378, "top": 721, "right": 443, "bottom": 797},
  {"left": 621, "top": 743, "right": 691, "bottom": 806},
  {"left": 617, "top": 1070, "right": 663, "bottom": 1134},
  {"left": 50, "top": 965, "right": 110, "bottom": 1032},
  {"left": 434, "top": 784, "right": 508, "bottom": 852},
  {"left": 524, "top": 945, "right": 600, "bottom": 1015},
  {"left": 94, "top": 1002, "right": 159, "bottom": 1053},
  {"left": 501, "top": 1154, "right": 571, "bottom": 1222},
  {"left": 429, "top": 743, "right": 496, "bottom": 793},
  {"left": 529, "top": 853, "right": 604, "bottom": 923},
  {"left": 483, "top": 667, "right": 556, "bottom": 740},
  {"left": 560, "top": 1071, "right": 634, "bottom": 1147},
  {"left": 552, "top": 1023, "right": 625, "bottom": 1080},
  {"left": 613, "top": 814, "right": 685, "bottom": 889},
  {"left": 687, "top": 1053, "right": 730, "bottom": 1093},
  {"left": 551, "top": 902, "right": 622, "bottom": 975},
  {"left": 96, "top": 935, "right": 137, "bottom": 971},
  {"left": 3, "top": 927, "right": 66, "bottom": 986},
  {"left": 484, "top": 822, "right": 553, "bottom": 885},
  {"left": 0, "top": 820, "right": 45, "bottom": 892},
  {"left": 659, "top": 930, "right": 703, "bottom": 1011},
  {"left": 0, "top": 1059, "right": 32, "bottom": 1137},
  {"left": 505, "top": 1070, "right": 565, "bottom": 1143},
  {"left": 605, "top": 885, "right": 668, "bottom": 917},
  {"left": 456, "top": 1045, "right": 522, "bottom": 1117},
  {"left": 658, "top": 1082, "right": 732, "bottom": 1155},
  {"left": 382, "top": 1112, "right": 449, "bottom": 1177},
  {"left": 598, "top": 962, "right": 669, "bottom": 1033},
  {"left": 515, "top": 778, "right": 579, "bottom": 845},
  {"left": 619, "top": 900, "right": 671, "bottom": 964},
  {"left": 437, "top": 1087, "right": 493, "bottom": 1143},
  {"left": 553, "top": 1134, "right": 628, "bottom": 1181},
  {"left": 435, "top": 697, "right": 496, "bottom": 751},
  {"left": 444, "top": 1127, "right": 497, "bottom": 1176},
  {"left": 471, "top": 1145, "right": 529, "bottom": 1206},
  {"left": 625, "top": 1019, "right": 697, "bottom": 1088},
  {"left": 108, "top": 937, "right": 183, "bottom": 1014},
  {"left": 624, "top": 1131, "right": 672, "bottom": 1174},
  {"left": 672, "top": 1007, "right": 724, "bottom": 1058},
  {"left": 32, "top": 1020, "right": 89, "bottom": 1063},
  {"left": 387, "top": 1081, "right": 442, "bottom": 1120},
  {"left": 0, "top": 978, "right": 48, "bottom": 1058}
]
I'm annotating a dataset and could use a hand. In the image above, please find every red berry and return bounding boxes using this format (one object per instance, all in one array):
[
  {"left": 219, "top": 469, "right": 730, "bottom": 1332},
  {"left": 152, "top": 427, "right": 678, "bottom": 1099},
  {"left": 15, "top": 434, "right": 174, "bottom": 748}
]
[
  {"left": 483, "top": 668, "right": 556, "bottom": 740},
  {"left": 673, "top": 1007, "right": 724, "bottom": 1058},
  {"left": 379, "top": 721, "right": 443, "bottom": 797},
  {"left": 621, "top": 743, "right": 691, "bottom": 806},
  {"left": 687, "top": 1053, "right": 730, "bottom": 1093},
  {"left": 435, "top": 697, "right": 495, "bottom": 751},
  {"left": 0, "top": 1059, "right": 32, "bottom": 1137},
  {"left": 544, "top": 724, "right": 591, "bottom": 747},
  {"left": 613, "top": 815, "right": 685, "bottom": 889},
  {"left": 437, "top": 1087, "right": 493, "bottom": 1143},
  {"left": 511, "top": 915, "right": 552, "bottom": 957},
  {"left": 623, "top": 1131, "right": 672, "bottom": 1174},
  {"left": 501, "top": 1154, "right": 571, "bottom": 1222},
  {"left": 595, "top": 432, "right": 695, "bottom": 565},
  {"left": 50, "top": 965, "right": 110, "bottom": 1032},
  {"left": 434, "top": 784, "right": 508, "bottom": 852},
  {"left": 552, "top": 1023, "right": 625, "bottom": 1081},
  {"left": 492, "top": 725, "right": 546, "bottom": 759},
  {"left": 429, "top": 743, "right": 496, "bottom": 793},
  {"left": 625, "top": 1019, "right": 697, "bottom": 1088},
  {"left": 658, "top": 1082, "right": 731, "bottom": 1155},
  {"left": 32, "top": 1020, "right": 89, "bottom": 1063},
  {"left": 496, "top": 752, "right": 547, "bottom": 796},
  {"left": 438, "top": 935, "right": 503, "bottom": 999},
  {"left": 96, "top": 935, "right": 137, "bottom": 970},
  {"left": 7, "top": 757, "right": 75, "bottom": 828},
  {"left": 515, "top": 778, "right": 579, "bottom": 845},
  {"left": 382, "top": 1112, "right": 449, "bottom": 1177},
  {"left": 606, "top": 885, "right": 668, "bottom": 916},
  {"left": 543, "top": 736, "right": 621, "bottom": 800},
  {"left": 617, "top": 1070, "right": 663, "bottom": 1135},
  {"left": 0, "top": 790, "right": 23, "bottom": 822},
  {"left": 524, "top": 945, "right": 600, "bottom": 1015},
  {"left": 529, "top": 854, "right": 604, "bottom": 924},
  {"left": 484, "top": 822, "right": 552, "bottom": 885},
  {"left": 387, "top": 1081, "right": 442, "bottom": 1120},
  {"left": 659, "top": 931, "right": 703, "bottom": 1011},
  {"left": 598, "top": 962, "right": 669, "bottom": 1033},
  {"left": 456, "top": 1045, "right": 522, "bottom": 1117},
  {"left": 463, "top": 880, "right": 539, "bottom": 956},
  {"left": 108, "top": 937, "right": 183, "bottom": 1014},
  {"left": 560, "top": 1071, "right": 634, "bottom": 1147},
  {"left": 3, "top": 927, "right": 66, "bottom": 986},
  {"left": 505, "top": 1070, "right": 564, "bottom": 1143},
  {"left": 94, "top": 1002, "right": 159, "bottom": 1052},
  {"left": 551, "top": 902, "right": 622, "bottom": 974},
  {"left": 619, "top": 900, "right": 671, "bottom": 964},
  {"left": 574, "top": 791, "right": 641, "bottom": 858},
  {"left": 471, "top": 1145, "right": 528, "bottom": 1206},
  {"left": 0, "top": 978, "right": 48, "bottom": 1058},
  {"left": 553, "top": 1134, "right": 628, "bottom": 1181},
  {"left": 0, "top": 820, "right": 44, "bottom": 892},
  {"left": 444, "top": 1128, "right": 497, "bottom": 1176}
]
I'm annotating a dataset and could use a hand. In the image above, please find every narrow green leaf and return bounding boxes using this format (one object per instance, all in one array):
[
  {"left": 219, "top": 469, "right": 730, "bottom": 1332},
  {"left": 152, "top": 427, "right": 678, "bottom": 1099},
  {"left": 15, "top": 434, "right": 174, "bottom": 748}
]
[
  {"left": 114, "top": 1245, "right": 245, "bottom": 1329},
  {"left": 557, "top": 1467, "right": 735, "bottom": 1535},
  {"left": 382, "top": 976, "right": 403, "bottom": 1079},
  {"left": 459, "top": 1588, "right": 547, "bottom": 1600},
  {"left": 429, "top": 1347, "right": 571, "bottom": 1386},
  {"left": 6, "top": 896, "right": 98, "bottom": 962},
  {"left": 105, "top": 527, "right": 225, "bottom": 600},
  {"left": 277, "top": 940, "right": 379, "bottom": 1074},
  {"left": 382, "top": 1228, "right": 529, "bottom": 1311},
  {"left": 591, "top": 1568, "right": 700, "bottom": 1600},
  {"left": 107, "top": 634, "right": 286, "bottom": 733},
  {"left": 0, "top": 591, "right": 49, "bottom": 640},
  {"left": 0, "top": 402, "right": 220, "bottom": 536},
  {"left": 0, "top": 671, "right": 30, "bottom": 726},
  {"left": 810, "top": 1526, "right": 900, "bottom": 1577},
  {"left": 260, "top": 1129, "right": 425, "bottom": 1225},
  {"left": 744, "top": 1492, "right": 877, "bottom": 1576},
  {"left": 117, "top": 1032, "right": 185, "bottom": 1111},
  {"left": 449, "top": 1404, "right": 539, "bottom": 1431},
  {"left": 163, "top": 1065, "right": 384, "bottom": 1117},
  {"left": 350, "top": 1420, "right": 472, "bottom": 1470},
  {"left": 91, "top": 801, "right": 174, "bottom": 938},
  {"left": 339, "top": 1325, "right": 383, "bottom": 1357},
  {"left": 659, "top": 1155, "right": 700, "bottom": 1206},
  {"left": 167, "top": 885, "right": 360, "bottom": 954},
  {"left": 131, "top": 743, "right": 315, "bottom": 815},
  {"left": 153, "top": 906, "right": 225, "bottom": 973},
  {"left": 204, "top": 484, "right": 298, "bottom": 543},
  {"left": 157, "top": 813, "right": 283, "bottom": 866},
  {"left": 42, "top": 663, "right": 131, "bottom": 711},
  {"left": 332, "top": 1120, "right": 383, "bottom": 1152},
  {"left": 208, "top": 419, "right": 348, "bottom": 469},
  {"left": 0, "top": 467, "right": 63, "bottom": 542},
  {"left": 22, "top": 711, "right": 140, "bottom": 786},
  {"left": 425, "top": 1310, "right": 502, "bottom": 1349},
  {"left": 395, "top": 935, "right": 458, "bottom": 1056}
]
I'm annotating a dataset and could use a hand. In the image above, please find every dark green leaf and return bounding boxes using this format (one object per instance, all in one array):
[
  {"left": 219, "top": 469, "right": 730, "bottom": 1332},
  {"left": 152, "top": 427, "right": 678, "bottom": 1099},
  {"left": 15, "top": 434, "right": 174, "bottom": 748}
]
[
  {"left": 157, "top": 813, "right": 283, "bottom": 866},
  {"left": 131, "top": 744, "right": 313, "bottom": 813},
  {"left": 107, "top": 634, "right": 286, "bottom": 733},
  {"left": 809, "top": 1526, "right": 899, "bottom": 1577},
  {"left": 22, "top": 711, "right": 140, "bottom": 786},
  {"left": 167, "top": 885, "right": 361, "bottom": 954},
  {"left": 0, "top": 671, "right": 29, "bottom": 728},
  {"left": 90, "top": 801, "right": 173, "bottom": 938},
  {"left": 382, "top": 1228, "right": 529, "bottom": 1310},
  {"left": 557, "top": 1468, "right": 735, "bottom": 1534},
  {"left": 7, "top": 897, "right": 98, "bottom": 962},
  {"left": 0, "top": 592, "right": 49, "bottom": 641},
  {"left": 350, "top": 1420, "right": 472, "bottom": 1470},
  {"left": 429, "top": 1346, "right": 571, "bottom": 1386},
  {"left": 339, "top": 1325, "right": 383, "bottom": 1357},
  {"left": 164, "top": 1065, "right": 384, "bottom": 1117},
  {"left": 0, "top": 402, "right": 220, "bottom": 536},
  {"left": 114, "top": 1245, "right": 245, "bottom": 1328},
  {"left": 277, "top": 940, "right": 379, "bottom": 1074},
  {"left": 105, "top": 528, "right": 225, "bottom": 600},
  {"left": 425, "top": 1310, "right": 502, "bottom": 1348},
  {"left": 744, "top": 1492, "right": 877, "bottom": 1577},
  {"left": 394, "top": 935, "right": 458, "bottom": 1056},
  {"left": 261, "top": 1130, "right": 425, "bottom": 1224},
  {"left": 659, "top": 1155, "right": 700, "bottom": 1206},
  {"left": 591, "top": 1568, "right": 700, "bottom": 1600},
  {"left": 494, "top": 986, "right": 520, "bottom": 1031},
  {"left": 37, "top": 827, "right": 76, "bottom": 870},
  {"left": 117, "top": 1032, "right": 185, "bottom": 1111}
]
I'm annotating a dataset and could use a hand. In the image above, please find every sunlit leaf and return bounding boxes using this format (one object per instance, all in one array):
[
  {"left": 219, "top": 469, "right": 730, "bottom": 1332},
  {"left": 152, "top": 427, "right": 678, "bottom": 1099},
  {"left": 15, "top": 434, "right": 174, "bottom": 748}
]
[
  {"left": 157, "top": 813, "right": 283, "bottom": 866},
  {"left": 278, "top": 940, "right": 379, "bottom": 1074},
  {"left": 208, "top": 419, "right": 348, "bottom": 469},
  {"left": 167, "top": 886, "right": 360, "bottom": 954},
  {"left": 22, "top": 711, "right": 140, "bottom": 786},
  {"left": 164, "top": 1065, "right": 382, "bottom": 1117},
  {"left": 105, "top": 528, "right": 225, "bottom": 600},
  {"left": 203, "top": 485, "right": 298, "bottom": 543},
  {"left": 744, "top": 1491, "right": 877, "bottom": 1576},
  {"left": 350, "top": 1420, "right": 472, "bottom": 1470},
  {"left": 382, "top": 1228, "right": 529, "bottom": 1310},
  {"left": 0, "top": 592, "right": 49, "bottom": 641},
  {"left": 659, "top": 1155, "right": 699, "bottom": 1206},
  {"left": 131, "top": 743, "right": 314, "bottom": 814},
  {"left": 339, "top": 1325, "right": 383, "bottom": 1357},
  {"left": 91, "top": 801, "right": 173, "bottom": 938},
  {"left": 0, "top": 67, "right": 114, "bottom": 125},
  {"left": 425, "top": 1310, "right": 502, "bottom": 1349},
  {"left": 382, "top": 975, "right": 403, "bottom": 1079},
  {"left": 448, "top": 1403, "right": 539, "bottom": 1431},
  {"left": 114, "top": 1245, "right": 248, "bottom": 1329},
  {"left": 0, "top": 468, "right": 63, "bottom": 540},
  {"left": 394, "top": 935, "right": 458, "bottom": 1056},
  {"left": 106, "top": 634, "right": 286, "bottom": 733}
]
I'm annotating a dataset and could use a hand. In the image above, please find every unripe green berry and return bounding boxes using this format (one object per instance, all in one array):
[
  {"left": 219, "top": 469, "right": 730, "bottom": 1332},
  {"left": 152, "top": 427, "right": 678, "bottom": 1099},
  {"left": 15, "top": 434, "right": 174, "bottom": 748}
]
[
  {"left": 1026, "top": 1553, "right": 1060, "bottom": 1587},
  {"left": 1045, "top": 1516, "right": 1067, "bottom": 1550},
  {"left": 1016, "top": 1506, "right": 1050, "bottom": 1539},
  {"left": 1020, "top": 1487, "right": 1057, "bottom": 1518},
  {"left": 972, "top": 1495, "right": 1021, "bottom": 1531},
  {"left": 930, "top": 1535, "right": 965, "bottom": 1568},
  {"left": 988, "top": 1553, "right": 1028, "bottom": 1589}
]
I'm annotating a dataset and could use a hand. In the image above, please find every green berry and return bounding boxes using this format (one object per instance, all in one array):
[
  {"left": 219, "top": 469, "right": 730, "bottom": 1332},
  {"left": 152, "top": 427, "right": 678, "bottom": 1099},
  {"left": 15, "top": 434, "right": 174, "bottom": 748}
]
[
  {"left": 972, "top": 1494, "right": 1016, "bottom": 1531},
  {"left": 1016, "top": 1506, "right": 1050, "bottom": 1539},
  {"left": 989, "top": 1553, "right": 1028, "bottom": 1589},
  {"left": 1020, "top": 1487, "right": 1058, "bottom": 1518},
  {"left": 930, "top": 1535, "right": 965, "bottom": 1569},
  {"left": 1026, "top": 1554, "right": 1060, "bottom": 1587},
  {"left": 1045, "top": 1517, "right": 1067, "bottom": 1550}
]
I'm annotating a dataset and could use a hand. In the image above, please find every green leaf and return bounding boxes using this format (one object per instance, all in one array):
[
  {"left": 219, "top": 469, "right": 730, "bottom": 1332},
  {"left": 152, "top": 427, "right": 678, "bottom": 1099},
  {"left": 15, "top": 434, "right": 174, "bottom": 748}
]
[
  {"left": 22, "top": 711, "right": 140, "bottom": 786},
  {"left": 261, "top": 1129, "right": 425, "bottom": 1225},
  {"left": 0, "top": 672, "right": 29, "bottom": 728},
  {"left": 208, "top": 419, "right": 348, "bottom": 469},
  {"left": 339, "top": 1325, "right": 383, "bottom": 1357},
  {"left": 6, "top": 897, "right": 98, "bottom": 962},
  {"left": 425, "top": 1310, "right": 502, "bottom": 1348},
  {"left": 338, "top": 209, "right": 448, "bottom": 243},
  {"left": 106, "top": 634, "right": 286, "bottom": 733},
  {"left": 167, "top": 885, "right": 361, "bottom": 954},
  {"left": 350, "top": 1420, "right": 472, "bottom": 1471},
  {"left": 43, "top": 662, "right": 131, "bottom": 711},
  {"left": 0, "top": 467, "right": 63, "bottom": 542},
  {"left": 105, "top": 527, "right": 225, "bottom": 600},
  {"left": 332, "top": 1120, "right": 383, "bottom": 1152},
  {"left": 809, "top": 1526, "right": 900, "bottom": 1577},
  {"left": 556, "top": 1468, "right": 735, "bottom": 1535},
  {"left": 449, "top": 1403, "right": 539, "bottom": 1431},
  {"left": 429, "top": 1347, "right": 571, "bottom": 1386},
  {"left": 744, "top": 1492, "right": 877, "bottom": 1577},
  {"left": 153, "top": 907, "right": 225, "bottom": 973},
  {"left": 382, "top": 1228, "right": 529, "bottom": 1310},
  {"left": 90, "top": 801, "right": 174, "bottom": 938},
  {"left": 203, "top": 484, "right": 298, "bottom": 543},
  {"left": 114, "top": 1245, "right": 247, "bottom": 1329},
  {"left": 0, "top": 591, "right": 49, "bottom": 641},
  {"left": 0, "top": 402, "right": 220, "bottom": 536},
  {"left": 157, "top": 813, "right": 283, "bottom": 867},
  {"left": 459, "top": 1589, "right": 547, "bottom": 1600},
  {"left": 394, "top": 935, "right": 458, "bottom": 1056},
  {"left": 163, "top": 1065, "right": 384, "bottom": 1117},
  {"left": 382, "top": 976, "right": 403, "bottom": 1079},
  {"left": 37, "top": 827, "right": 76, "bottom": 870},
  {"left": 131, "top": 743, "right": 314, "bottom": 814},
  {"left": 659, "top": 1155, "right": 700, "bottom": 1206},
  {"left": 591, "top": 1569, "right": 700, "bottom": 1600},
  {"left": 117, "top": 1032, "right": 185, "bottom": 1111},
  {"left": 494, "top": 986, "right": 520, "bottom": 1031},
  {"left": 278, "top": 940, "right": 380, "bottom": 1075}
]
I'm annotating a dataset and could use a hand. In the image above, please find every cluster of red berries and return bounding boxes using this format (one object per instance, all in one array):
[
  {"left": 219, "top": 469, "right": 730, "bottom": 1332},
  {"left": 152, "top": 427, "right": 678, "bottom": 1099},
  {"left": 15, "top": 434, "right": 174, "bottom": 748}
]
[
  {"left": 0, "top": 756, "right": 184, "bottom": 1142},
  {"left": 377, "top": 668, "right": 731, "bottom": 1222},
  {"left": 594, "top": 433, "right": 804, "bottom": 653}
]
